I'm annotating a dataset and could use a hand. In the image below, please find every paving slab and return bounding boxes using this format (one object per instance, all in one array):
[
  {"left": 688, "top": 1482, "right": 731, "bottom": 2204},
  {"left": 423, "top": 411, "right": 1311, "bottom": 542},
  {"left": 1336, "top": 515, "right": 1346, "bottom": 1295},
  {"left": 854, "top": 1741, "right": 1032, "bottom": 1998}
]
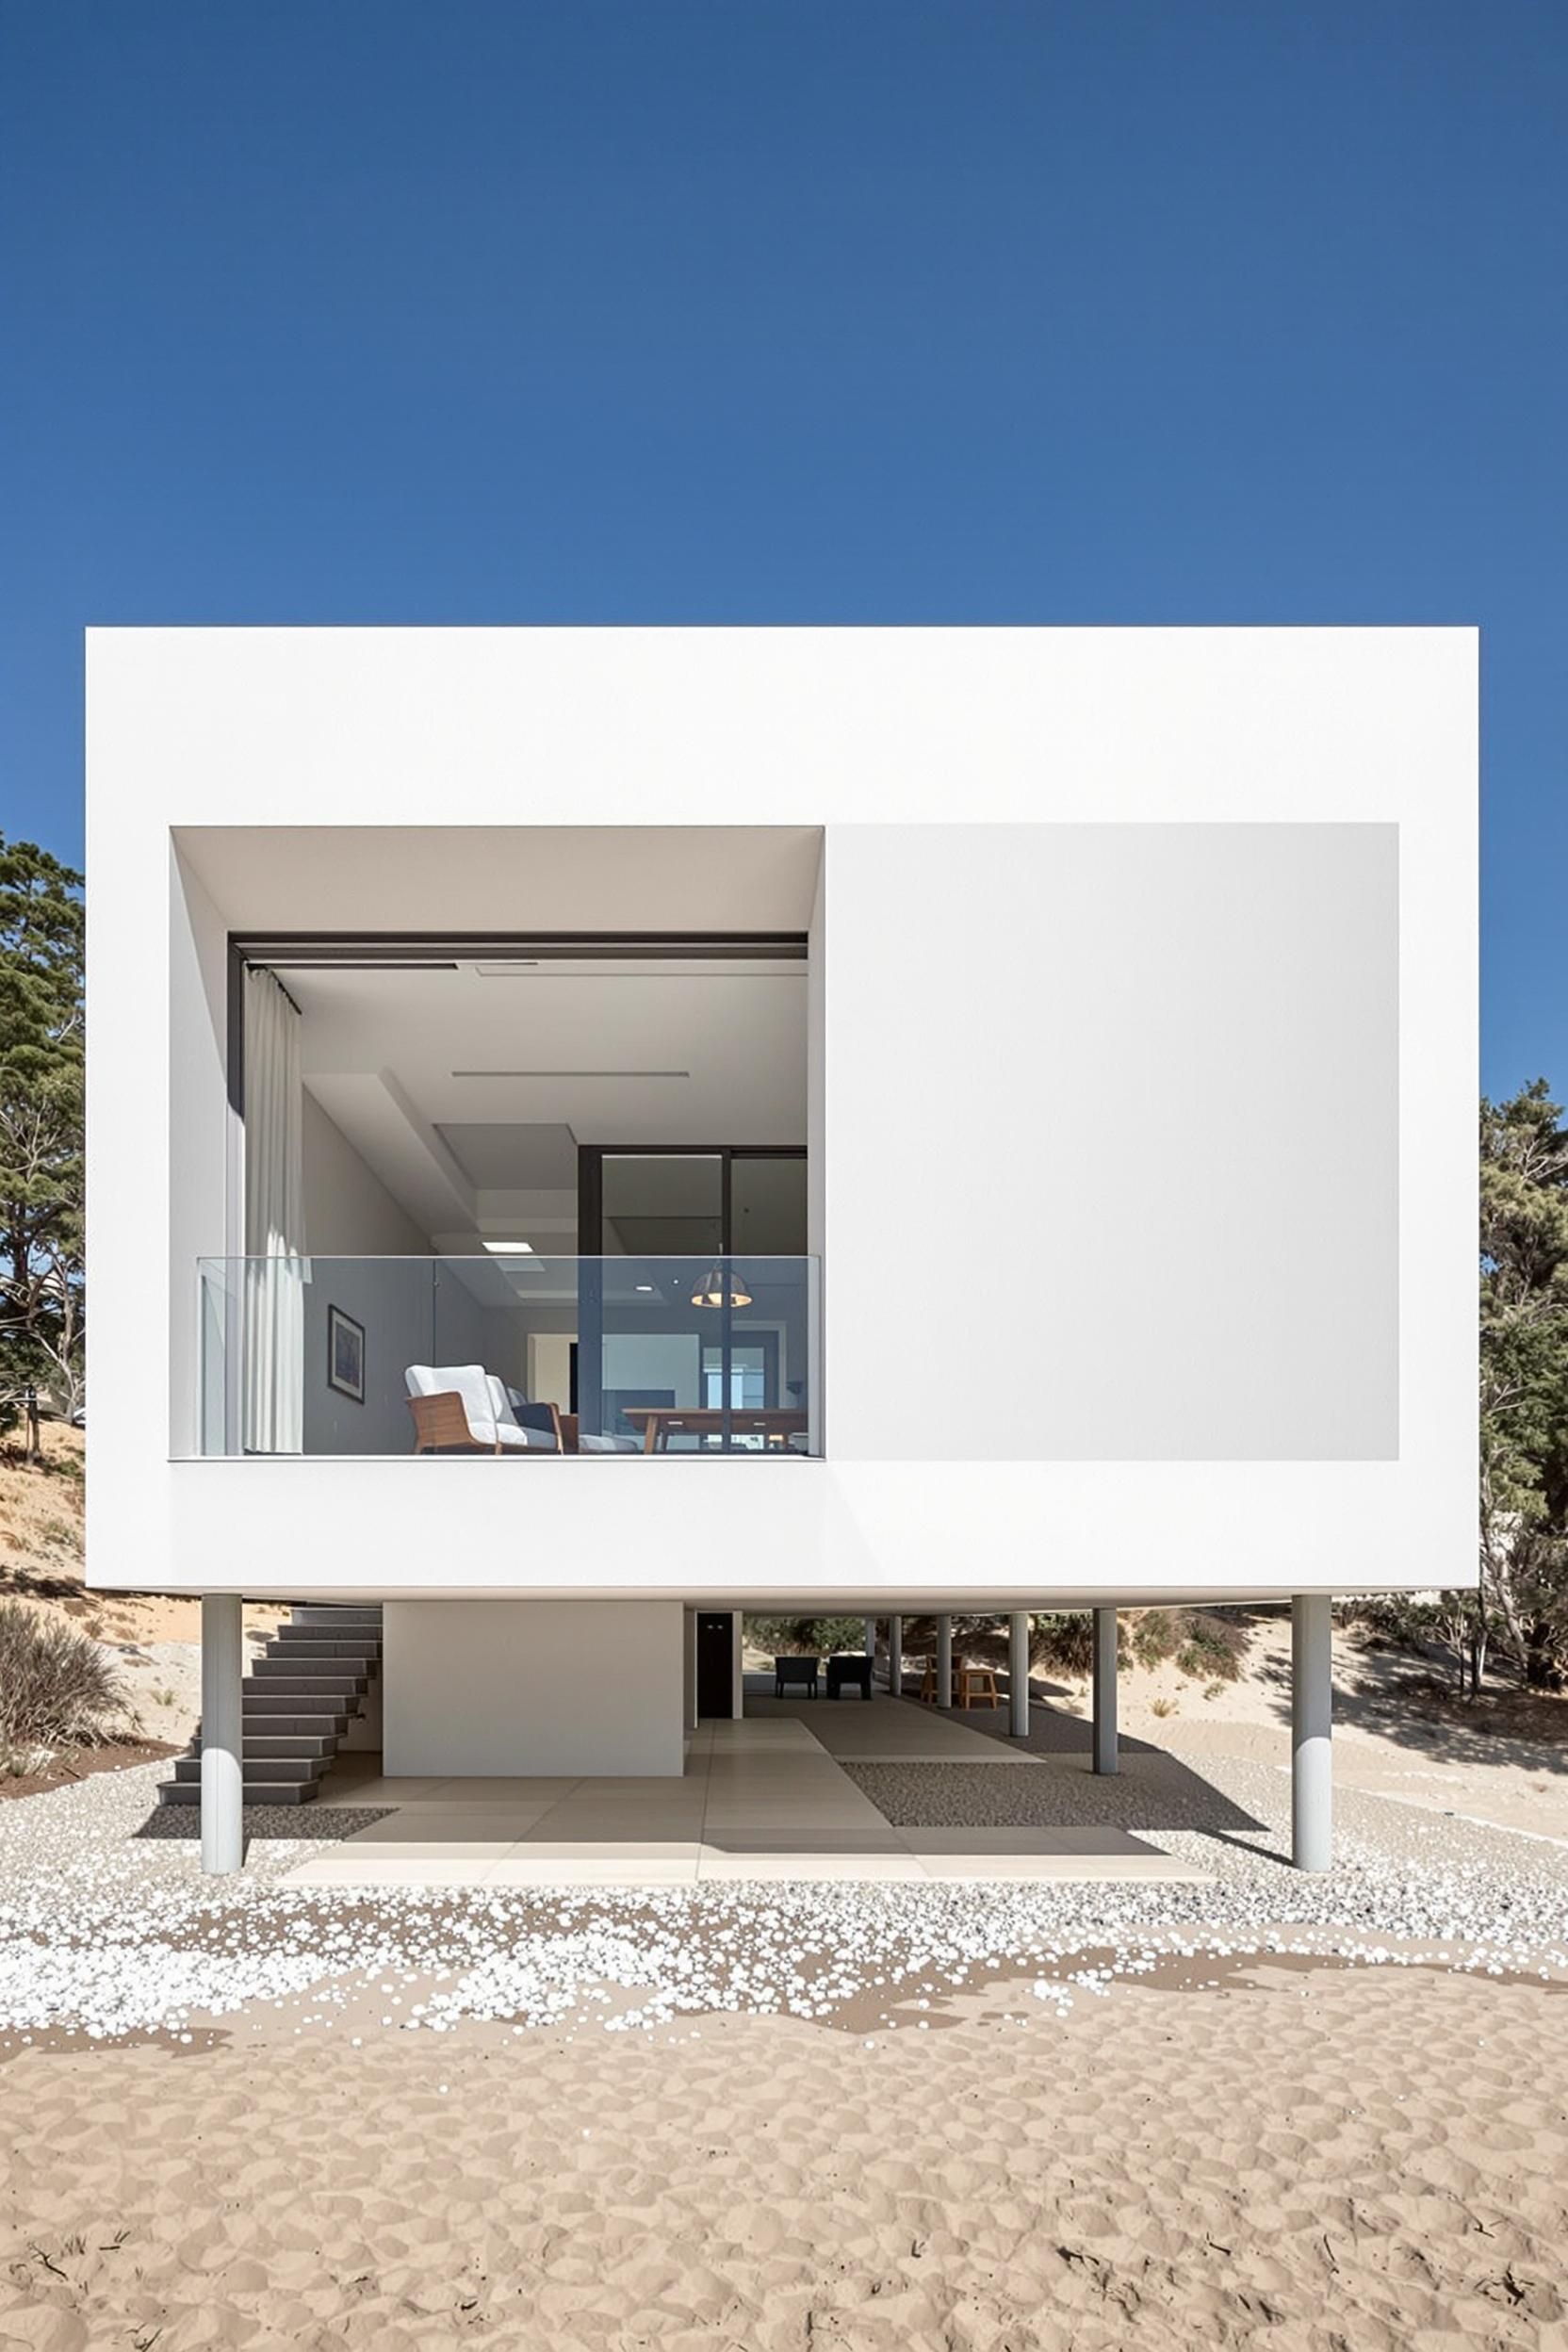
[{"left": 286, "top": 1694, "right": 1209, "bottom": 1889}]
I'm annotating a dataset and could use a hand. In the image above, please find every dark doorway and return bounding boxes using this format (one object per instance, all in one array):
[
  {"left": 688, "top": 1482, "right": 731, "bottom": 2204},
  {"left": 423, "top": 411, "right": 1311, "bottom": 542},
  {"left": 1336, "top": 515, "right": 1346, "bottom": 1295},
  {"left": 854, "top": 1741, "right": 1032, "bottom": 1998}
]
[{"left": 696, "top": 1612, "right": 735, "bottom": 1719}]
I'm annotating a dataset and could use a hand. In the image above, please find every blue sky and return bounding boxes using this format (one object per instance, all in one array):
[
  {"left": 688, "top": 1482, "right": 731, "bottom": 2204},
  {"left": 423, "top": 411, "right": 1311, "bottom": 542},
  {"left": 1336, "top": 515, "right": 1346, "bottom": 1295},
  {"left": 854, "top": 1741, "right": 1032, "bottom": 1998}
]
[{"left": 1, "top": 1, "right": 1562, "bottom": 1098}]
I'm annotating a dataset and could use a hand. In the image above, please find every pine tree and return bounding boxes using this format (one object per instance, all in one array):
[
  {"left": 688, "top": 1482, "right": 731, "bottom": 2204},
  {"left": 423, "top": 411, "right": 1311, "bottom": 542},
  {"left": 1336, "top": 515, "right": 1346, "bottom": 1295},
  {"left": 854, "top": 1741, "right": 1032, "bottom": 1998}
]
[
  {"left": 0, "top": 837, "right": 86, "bottom": 1446},
  {"left": 1476, "top": 1081, "right": 1568, "bottom": 1689}
]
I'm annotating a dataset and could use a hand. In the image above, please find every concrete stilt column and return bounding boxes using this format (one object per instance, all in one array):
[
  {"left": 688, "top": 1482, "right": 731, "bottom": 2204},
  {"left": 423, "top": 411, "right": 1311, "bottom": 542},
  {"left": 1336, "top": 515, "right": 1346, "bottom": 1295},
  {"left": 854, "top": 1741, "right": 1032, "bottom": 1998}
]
[
  {"left": 936, "top": 1614, "right": 953, "bottom": 1710},
  {"left": 864, "top": 1616, "right": 877, "bottom": 1661},
  {"left": 1292, "top": 1593, "right": 1333, "bottom": 1871},
  {"left": 888, "top": 1615, "right": 903, "bottom": 1699},
  {"left": 1009, "top": 1611, "right": 1032, "bottom": 1738},
  {"left": 1092, "top": 1608, "right": 1119, "bottom": 1775},
  {"left": 201, "top": 1593, "right": 244, "bottom": 1874}
]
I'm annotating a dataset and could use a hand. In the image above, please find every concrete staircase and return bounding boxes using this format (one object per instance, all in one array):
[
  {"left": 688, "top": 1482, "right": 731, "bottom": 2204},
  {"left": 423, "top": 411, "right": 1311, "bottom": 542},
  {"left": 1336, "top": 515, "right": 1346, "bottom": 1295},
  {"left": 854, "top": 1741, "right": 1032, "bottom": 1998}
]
[{"left": 156, "top": 1605, "right": 383, "bottom": 1808}]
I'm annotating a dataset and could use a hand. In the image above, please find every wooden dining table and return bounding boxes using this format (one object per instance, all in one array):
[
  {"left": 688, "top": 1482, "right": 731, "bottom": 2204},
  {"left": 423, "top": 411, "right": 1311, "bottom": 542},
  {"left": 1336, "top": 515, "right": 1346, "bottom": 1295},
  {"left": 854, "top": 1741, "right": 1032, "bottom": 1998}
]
[{"left": 618, "top": 1407, "right": 809, "bottom": 1454}]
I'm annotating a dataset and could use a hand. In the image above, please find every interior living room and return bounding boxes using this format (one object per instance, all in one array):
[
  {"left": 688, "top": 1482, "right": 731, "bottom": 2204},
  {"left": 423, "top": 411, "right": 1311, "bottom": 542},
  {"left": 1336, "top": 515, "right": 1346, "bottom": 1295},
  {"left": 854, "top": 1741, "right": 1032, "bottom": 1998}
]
[{"left": 206, "top": 934, "right": 814, "bottom": 1460}]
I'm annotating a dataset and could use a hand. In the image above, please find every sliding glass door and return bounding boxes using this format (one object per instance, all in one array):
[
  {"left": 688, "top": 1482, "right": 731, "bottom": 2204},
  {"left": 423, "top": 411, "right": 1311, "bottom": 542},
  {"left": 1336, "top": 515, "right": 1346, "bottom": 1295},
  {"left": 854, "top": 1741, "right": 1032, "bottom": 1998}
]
[{"left": 578, "top": 1148, "right": 807, "bottom": 1446}]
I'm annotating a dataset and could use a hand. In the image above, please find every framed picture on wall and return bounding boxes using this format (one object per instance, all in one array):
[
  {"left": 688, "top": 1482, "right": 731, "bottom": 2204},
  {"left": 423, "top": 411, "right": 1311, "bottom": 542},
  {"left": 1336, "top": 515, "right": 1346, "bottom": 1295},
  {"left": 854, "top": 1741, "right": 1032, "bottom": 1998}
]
[{"left": 327, "top": 1305, "right": 366, "bottom": 1403}]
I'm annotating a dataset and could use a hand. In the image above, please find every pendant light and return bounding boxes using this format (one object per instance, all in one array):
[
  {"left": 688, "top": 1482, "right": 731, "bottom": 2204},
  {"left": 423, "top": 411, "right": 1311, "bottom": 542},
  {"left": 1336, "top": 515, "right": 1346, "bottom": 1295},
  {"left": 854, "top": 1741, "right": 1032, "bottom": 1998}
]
[{"left": 691, "top": 1265, "right": 753, "bottom": 1309}]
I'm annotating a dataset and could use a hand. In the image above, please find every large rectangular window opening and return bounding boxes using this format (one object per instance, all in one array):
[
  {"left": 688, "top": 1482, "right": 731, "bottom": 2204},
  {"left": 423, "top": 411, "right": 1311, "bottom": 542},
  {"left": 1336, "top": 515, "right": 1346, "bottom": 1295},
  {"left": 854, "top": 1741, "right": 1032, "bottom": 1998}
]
[{"left": 203, "top": 915, "right": 817, "bottom": 1460}]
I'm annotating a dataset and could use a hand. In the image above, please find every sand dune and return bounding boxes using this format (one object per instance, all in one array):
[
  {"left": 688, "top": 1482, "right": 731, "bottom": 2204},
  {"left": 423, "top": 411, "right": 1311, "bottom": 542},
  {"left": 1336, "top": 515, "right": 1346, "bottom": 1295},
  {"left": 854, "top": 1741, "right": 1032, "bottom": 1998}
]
[{"left": 2, "top": 1959, "right": 1564, "bottom": 2348}]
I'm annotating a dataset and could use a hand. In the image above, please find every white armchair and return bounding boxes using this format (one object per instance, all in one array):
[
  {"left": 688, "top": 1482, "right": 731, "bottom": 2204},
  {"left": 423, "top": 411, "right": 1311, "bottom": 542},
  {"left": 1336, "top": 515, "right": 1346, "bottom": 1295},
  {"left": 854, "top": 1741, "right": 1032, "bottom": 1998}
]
[{"left": 404, "top": 1364, "right": 562, "bottom": 1454}]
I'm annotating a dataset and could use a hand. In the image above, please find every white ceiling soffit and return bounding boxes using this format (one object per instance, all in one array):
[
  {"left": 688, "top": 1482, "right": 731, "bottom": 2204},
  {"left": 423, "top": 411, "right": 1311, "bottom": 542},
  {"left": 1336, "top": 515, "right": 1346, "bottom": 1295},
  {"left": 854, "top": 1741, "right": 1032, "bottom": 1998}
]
[
  {"left": 434, "top": 1121, "right": 580, "bottom": 1190},
  {"left": 174, "top": 825, "right": 824, "bottom": 933},
  {"left": 305, "top": 1070, "right": 478, "bottom": 1238},
  {"left": 296, "top": 962, "right": 808, "bottom": 1241}
]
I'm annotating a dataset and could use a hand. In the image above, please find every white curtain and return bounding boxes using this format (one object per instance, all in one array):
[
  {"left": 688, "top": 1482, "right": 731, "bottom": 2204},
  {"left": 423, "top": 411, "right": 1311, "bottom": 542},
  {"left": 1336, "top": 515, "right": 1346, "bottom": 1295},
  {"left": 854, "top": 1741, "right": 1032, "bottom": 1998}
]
[{"left": 242, "top": 969, "right": 305, "bottom": 1454}]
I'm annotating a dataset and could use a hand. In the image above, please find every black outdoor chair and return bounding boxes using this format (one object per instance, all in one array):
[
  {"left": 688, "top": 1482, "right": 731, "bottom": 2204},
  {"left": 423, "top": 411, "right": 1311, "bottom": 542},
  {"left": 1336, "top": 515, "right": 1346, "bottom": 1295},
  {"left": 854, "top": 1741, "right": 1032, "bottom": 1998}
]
[
  {"left": 775, "top": 1655, "right": 820, "bottom": 1698},
  {"left": 826, "top": 1654, "right": 874, "bottom": 1701}
]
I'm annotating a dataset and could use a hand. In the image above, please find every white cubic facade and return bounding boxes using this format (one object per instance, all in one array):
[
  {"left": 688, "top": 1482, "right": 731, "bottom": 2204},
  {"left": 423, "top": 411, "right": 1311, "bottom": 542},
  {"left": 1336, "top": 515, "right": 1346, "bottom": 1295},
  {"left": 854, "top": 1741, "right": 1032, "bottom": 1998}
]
[{"left": 84, "top": 628, "right": 1477, "bottom": 1796}]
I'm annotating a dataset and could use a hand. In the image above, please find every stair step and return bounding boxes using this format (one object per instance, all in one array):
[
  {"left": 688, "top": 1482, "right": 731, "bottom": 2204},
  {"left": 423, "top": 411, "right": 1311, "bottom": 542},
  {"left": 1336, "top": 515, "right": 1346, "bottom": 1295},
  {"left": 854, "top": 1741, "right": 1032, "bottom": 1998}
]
[
  {"left": 174, "top": 1754, "right": 316, "bottom": 1784},
  {"left": 242, "top": 1700, "right": 348, "bottom": 1719},
  {"left": 244, "top": 1672, "right": 366, "bottom": 1692},
  {"left": 279, "top": 1633, "right": 375, "bottom": 1647},
  {"left": 241, "top": 1699, "right": 359, "bottom": 1722},
  {"left": 256, "top": 1655, "right": 376, "bottom": 1677},
  {"left": 289, "top": 1608, "right": 384, "bottom": 1626},
  {"left": 249, "top": 1662, "right": 368, "bottom": 1688},
  {"left": 157, "top": 1779, "right": 319, "bottom": 1807},
  {"left": 252, "top": 1658, "right": 368, "bottom": 1675},
  {"left": 270, "top": 1637, "right": 381, "bottom": 1658},
  {"left": 192, "top": 1734, "right": 336, "bottom": 1758}
]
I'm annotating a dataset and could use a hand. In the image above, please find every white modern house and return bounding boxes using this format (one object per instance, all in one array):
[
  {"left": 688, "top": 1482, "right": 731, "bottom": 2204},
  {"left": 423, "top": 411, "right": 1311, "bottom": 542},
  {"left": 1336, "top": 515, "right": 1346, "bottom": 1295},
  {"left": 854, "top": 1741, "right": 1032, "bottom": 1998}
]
[{"left": 85, "top": 628, "right": 1477, "bottom": 1873}]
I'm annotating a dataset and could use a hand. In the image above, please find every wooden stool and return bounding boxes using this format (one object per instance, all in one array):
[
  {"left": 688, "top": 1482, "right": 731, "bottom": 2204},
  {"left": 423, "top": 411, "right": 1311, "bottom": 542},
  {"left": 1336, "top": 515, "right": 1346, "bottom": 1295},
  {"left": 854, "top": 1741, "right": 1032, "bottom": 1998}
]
[{"left": 956, "top": 1666, "right": 1000, "bottom": 1709}]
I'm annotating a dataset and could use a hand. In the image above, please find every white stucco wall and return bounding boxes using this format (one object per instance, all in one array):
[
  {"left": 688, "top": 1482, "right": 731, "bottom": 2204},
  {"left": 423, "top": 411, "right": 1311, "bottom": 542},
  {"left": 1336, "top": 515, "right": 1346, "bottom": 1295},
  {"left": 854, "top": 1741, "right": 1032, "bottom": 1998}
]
[
  {"left": 167, "top": 846, "right": 232, "bottom": 1464},
  {"left": 821, "top": 821, "right": 1400, "bottom": 1462},
  {"left": 86, "top": 628, "right": 1478, "bottom": 1607},
  {"left": 382, "top": 1599, "right": 686, "bottom": 1775}
]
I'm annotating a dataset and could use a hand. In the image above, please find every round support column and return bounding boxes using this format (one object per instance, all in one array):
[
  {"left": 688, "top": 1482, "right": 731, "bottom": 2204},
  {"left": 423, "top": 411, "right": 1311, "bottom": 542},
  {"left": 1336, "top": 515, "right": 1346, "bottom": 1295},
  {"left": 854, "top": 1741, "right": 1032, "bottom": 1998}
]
[
  {"left": 864, "top": 1616, "right": 877, "bottom": 1661},
  {"left": 1092, "top": 1608, "right": 1119, "bottom": 1775},
  {"left": 201, "top": 1593, "right": 244, "bottom": 1874},
  {"left": 1292, "top": 1593, "right": 1333, "bottom": 1871},
  {"left": 936, "top": 1614, "right": 953, "bottom": 1709},
  {"left": 887, "top": 1614, "right": 903, "bottom": 1699},
  {"left": 1008, "top": 1611, "right": 1032, "bottom": 1738}
]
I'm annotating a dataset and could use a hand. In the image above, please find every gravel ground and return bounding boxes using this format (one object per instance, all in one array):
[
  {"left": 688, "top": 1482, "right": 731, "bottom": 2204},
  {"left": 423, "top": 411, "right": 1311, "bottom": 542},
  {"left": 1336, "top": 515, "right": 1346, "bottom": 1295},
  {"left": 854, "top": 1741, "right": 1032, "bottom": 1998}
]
[
  {"left": 1, "top": 1756, "right": 1565, "bottom": 2044},
  {"left": 848, "top": 1746, "right": 1265, "bottom": 1833},
  {"left": 847, "top": 1742, "right": 1568, "bottom": 1856},
  {"left": 138, "top": 1803, "right": 394, "bottom": 1841},
  {"left": 846, "top": 1747, "right": 1568, "bottom": 1925}
]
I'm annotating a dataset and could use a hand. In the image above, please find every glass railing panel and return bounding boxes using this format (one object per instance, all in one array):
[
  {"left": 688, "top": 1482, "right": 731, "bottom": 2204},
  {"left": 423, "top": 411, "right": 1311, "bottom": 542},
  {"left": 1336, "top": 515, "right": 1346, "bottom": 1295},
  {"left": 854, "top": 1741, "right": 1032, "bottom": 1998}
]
[{"left": 192, "top": 1256, "right": 820, "bottom": 1459}]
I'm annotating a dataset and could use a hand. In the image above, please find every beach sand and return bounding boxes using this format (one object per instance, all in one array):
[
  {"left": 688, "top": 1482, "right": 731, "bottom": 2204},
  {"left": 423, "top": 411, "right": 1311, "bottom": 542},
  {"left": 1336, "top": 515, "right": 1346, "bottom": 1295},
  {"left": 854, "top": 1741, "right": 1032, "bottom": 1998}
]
[{"left": 3, "top": 1958, "right": 1564, "bottom": 2349}]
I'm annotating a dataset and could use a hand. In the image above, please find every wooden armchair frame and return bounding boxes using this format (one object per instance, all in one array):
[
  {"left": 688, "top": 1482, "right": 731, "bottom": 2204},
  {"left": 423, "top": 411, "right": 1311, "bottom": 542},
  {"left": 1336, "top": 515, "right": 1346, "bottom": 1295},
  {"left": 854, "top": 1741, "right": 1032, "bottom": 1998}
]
[{"left": 407, "top": 1392, "right": 564, "bottom": 1455}]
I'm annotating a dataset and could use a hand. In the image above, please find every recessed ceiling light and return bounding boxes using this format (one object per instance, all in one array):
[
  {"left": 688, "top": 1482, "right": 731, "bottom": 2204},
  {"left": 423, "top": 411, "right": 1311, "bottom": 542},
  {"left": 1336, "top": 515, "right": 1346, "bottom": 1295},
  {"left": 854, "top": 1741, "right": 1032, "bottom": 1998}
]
[
  {"left": 634, "top": 1282, "right": 655, "bottom": 1293},
  {"left": 482, "top": 1240, "right": 534, "bottom": 1255}
]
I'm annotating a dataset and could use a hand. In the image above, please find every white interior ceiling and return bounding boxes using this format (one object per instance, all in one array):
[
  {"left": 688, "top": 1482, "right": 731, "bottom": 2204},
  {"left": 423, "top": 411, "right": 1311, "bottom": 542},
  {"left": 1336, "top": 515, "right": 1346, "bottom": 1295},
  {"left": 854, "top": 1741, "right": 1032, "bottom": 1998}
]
[
  {"left": 290, "top": 959, "right": 808, "bottom": 1250},
  {"left": 433, "top": 1121, "right": 580, "bottom": 1190}
]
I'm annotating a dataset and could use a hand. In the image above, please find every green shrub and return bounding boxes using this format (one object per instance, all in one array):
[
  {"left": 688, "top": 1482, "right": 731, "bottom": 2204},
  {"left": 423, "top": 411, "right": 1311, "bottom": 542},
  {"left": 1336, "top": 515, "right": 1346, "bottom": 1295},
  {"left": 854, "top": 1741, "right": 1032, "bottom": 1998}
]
[
  {"left": 1174, "top": 1614, "right": 1247, "bottom": 1682},
  {"left": 1030, "top": 1612, "right": 1096, "bottom": 1677},
  {"left": 744, "top": 1614, "right": 868, "bottom": 1658},
  {"left": 0, "top": 1602, "right": 130, "bottom": 1756},
  {"left": 1124, "top": 1607, "right": 1249, "bottom": 1683},
  {"left": 1131, "top": 1609, "right": 1181, "bottom": 1669},
  {"left": 1338, "top": 1593, "right": 1445, "bottom": 1652}
]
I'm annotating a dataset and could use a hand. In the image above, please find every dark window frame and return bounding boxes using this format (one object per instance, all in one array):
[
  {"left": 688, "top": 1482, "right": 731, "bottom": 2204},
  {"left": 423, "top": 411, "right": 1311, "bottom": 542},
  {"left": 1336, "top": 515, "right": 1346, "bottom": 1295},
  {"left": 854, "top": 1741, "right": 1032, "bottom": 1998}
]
[{"left": 578, "top": 1145, "right": 808, "bottom": 1259}]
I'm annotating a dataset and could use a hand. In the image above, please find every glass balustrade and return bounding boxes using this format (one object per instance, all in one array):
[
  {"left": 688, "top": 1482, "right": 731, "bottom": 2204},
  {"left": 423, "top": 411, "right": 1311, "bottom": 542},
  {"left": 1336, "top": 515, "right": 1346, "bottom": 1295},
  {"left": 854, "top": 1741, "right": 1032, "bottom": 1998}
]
[{"left": 193, "top": 1255, "right": 820, "bottom": 1458}]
